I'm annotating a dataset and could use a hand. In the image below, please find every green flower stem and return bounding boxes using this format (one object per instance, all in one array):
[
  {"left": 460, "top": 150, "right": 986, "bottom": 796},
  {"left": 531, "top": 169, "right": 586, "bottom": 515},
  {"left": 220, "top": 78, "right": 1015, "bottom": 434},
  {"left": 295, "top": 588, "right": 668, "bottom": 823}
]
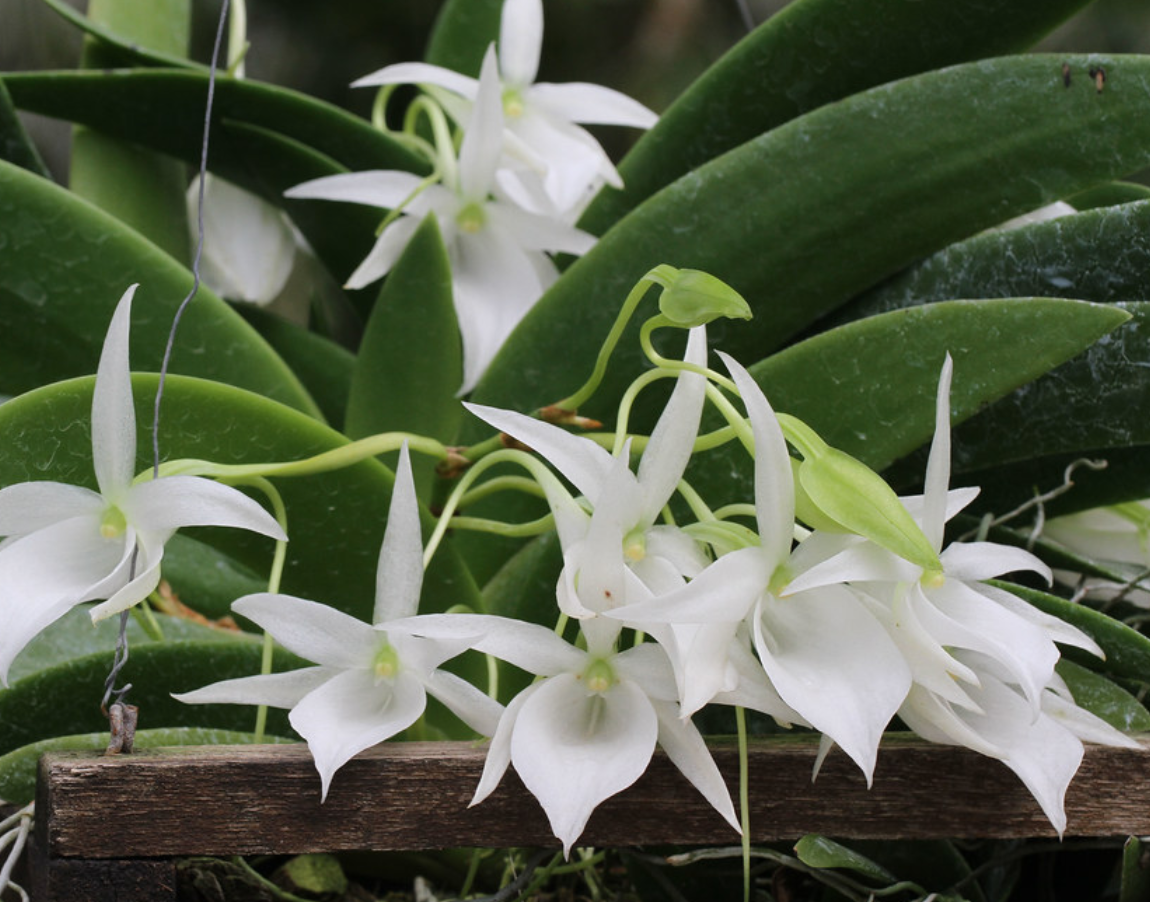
[
  {"left": 406, "top": 94, "right": 458, "bottom": 190},
  {"left": 704, "top": 384, "right": 755, "bottom": 455},
  {"left": 227, "top": 0, "right": 247, "bottom": 77},
  {"left": 448, "top": 513, "right": 555, "bottom": 538},
  {"left": 130, "top": 600, "right": 164, "bottom": 642},
  {"left": 153, "top": 432, "right": 448, "bottom": 482},
  {"left": 675, "top": 478, "right": 716, "bottom": 524},
  {"left": 423, "top": 449, "right": 574, "bottom": 569},
  {"left": 735, "top": 705, "right": 751, "bottom": 902},
  {"left": 554, "top": 268, "right": 676, "bottom": 412},
  {"left": 713, "top": 503, "right": 757, "bottom": 521},
  {"left": 222, "top": 476, "right": 289, "bottom": 744},
  {"left": 457, "top": 474, "right": 546, "bottom": 507}
]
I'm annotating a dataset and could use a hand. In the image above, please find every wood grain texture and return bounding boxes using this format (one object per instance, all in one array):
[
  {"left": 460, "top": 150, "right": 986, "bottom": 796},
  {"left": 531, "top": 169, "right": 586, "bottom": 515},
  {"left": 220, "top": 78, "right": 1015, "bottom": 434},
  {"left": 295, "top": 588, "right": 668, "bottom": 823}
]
[{"left": 36, "top": 734, "right": 1150, "bottom": 860}]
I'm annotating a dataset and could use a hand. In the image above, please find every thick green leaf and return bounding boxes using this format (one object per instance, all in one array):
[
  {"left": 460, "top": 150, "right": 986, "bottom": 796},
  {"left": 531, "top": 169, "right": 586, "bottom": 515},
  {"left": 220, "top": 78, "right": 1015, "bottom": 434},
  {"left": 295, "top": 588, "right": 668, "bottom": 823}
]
[
  {"left": 0, "top": 727, "right": 292, "bottom": 805},
  {"left": 475, "top": 55, "right": 1150, "bottom": 433},
  {"left": 1056, "top": 659, "right": 1150, "bottom": 733},
  {"left": 3, "top": 69, "right": 427, "bottom": 181},
  {"left": 70, "top": 0, "right": 191, "bottom": 262},
  {"left": 159, "top": 534, "right": 270, "bottom": 622},
  {"left": 37, "top": 0, "right": 202, "bottom": 71},
  {"left": 582, "top": 0, "right": 1094, "bottom": 235},
  {"left": 685, "top": 299, "right": 1129, "bottom": 509},
  {"left": 793, "top": 835, "right": 897, "bottom": 884},
  {"left": 0, "top": 158, "right": 318, "bottom": 414},
  {"left": 0, "top": 374, "right": 481, "bottom": 624},
  {"left": 992, "top": 581, "right": 1150, "bottom": 685},
  {"left": 8, "top": 605, "right": 250, "bottom": 686},
  {"left": 424, "top": 0, "right": 503, "bottom": 75},
  {"left": 238, "top": 306, "right": 355, "bottom": 428},
  {"left": 0, "top": 642, "right": 301, "bottom": 757},
  {"left": 346, "top": 216, "right": 462, "bottom": 499},
  {"left": 0, "top": 81, "right": 49, "bottom": 177},
  {"left": 1121, "top": 836, "right": 1150, "bottom": 902}
]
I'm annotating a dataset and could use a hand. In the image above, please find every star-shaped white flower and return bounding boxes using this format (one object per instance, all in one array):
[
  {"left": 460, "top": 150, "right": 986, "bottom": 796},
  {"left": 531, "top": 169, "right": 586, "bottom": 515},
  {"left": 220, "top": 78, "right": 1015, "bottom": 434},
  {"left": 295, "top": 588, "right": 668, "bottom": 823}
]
[
  {"left": 0, "top": 285, "right": 287, "bottom": 686},
  {"left": 390, "top": 613, "right": 738, "bottom": 856},
  {"left": 287, "top": 47, "right": 594, "bottom": 393},
  {"left": 175, "top": 445, "right": 502, "bottom": 798},
  {"left": 353, "top": 0, "right": 656, "bottom": 218},
  {"left": 612, "top": 353, "right": 913, "bottom": 780}
]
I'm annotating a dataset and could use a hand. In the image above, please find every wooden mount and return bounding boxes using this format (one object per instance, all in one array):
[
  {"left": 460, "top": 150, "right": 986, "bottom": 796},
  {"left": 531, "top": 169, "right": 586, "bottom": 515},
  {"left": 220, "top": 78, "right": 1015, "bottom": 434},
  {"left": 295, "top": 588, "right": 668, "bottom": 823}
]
[{"left": 27, "top": 734, "right": 1150, "bottom": 901}]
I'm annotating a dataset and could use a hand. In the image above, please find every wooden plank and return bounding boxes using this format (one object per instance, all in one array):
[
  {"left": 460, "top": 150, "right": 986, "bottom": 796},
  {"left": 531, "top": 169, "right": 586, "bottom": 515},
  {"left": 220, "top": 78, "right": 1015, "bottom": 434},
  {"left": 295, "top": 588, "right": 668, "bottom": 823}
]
[
  {"left": 37, "top": 734, "right": 1150, "bottom": 860},
  {"left": 26, "top": 833, "right": 176, "bottom": 902}
]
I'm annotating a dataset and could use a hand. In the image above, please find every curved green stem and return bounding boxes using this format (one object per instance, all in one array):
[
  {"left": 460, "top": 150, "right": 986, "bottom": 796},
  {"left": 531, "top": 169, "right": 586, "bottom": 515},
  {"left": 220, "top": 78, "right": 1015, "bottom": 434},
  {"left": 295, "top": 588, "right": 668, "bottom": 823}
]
[
  {"left": 449, "top": 513, "right": 555, "bottom": 538},
  {"left": 153, "top": 432, "right": 448, "bottom": 482},
  {"left": 736, "top": 706, "right": 751, "bottom": 902},
  {"left": 458, "top": 474, "right": 546, "bottom": 507}
]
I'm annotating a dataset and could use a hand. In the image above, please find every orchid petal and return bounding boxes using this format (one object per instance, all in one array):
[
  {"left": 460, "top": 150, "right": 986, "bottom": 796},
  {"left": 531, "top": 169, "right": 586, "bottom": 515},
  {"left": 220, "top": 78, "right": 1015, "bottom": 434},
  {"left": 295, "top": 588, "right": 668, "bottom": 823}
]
[
  {"left": 651, "top": 699, "right": 740, "bottom": 833},
  {"left": 485, "top": 202, "right": 597, "bottom": 254},
  {"left": 451, "top": 228, "right": 547, "bottom": 394},
  {"left": 423, "top": 669, "right": 504, "bottom": 737},
  {"left": 172, "top": 666, "right": 337, "bottom": 708},
  {"left": 637, "top": 327, "right": 707, "bottom": 523},
  {"left": 463, "top": 403, "right": 614, "bottom": 501},
  {"left": 499, "top": 0, "right": 543, "bottom": 86},
  {"left": 0, "top": 482, "right": 103, "bottom": 536},
  {"left": 721, "top": 352, "right": 794, "bottom": 569},
  {"left": 89, "top": 530, "right": 166, "bottom": 620},
  {"left": 291, "top": 667, "right": 427, "bottom": 800},
  {"left": 122, "top": 476, "right": 285, "bottom": 539},
  {"left": 352, "top": 62, "right": 479, "bottom": 97},
  {"left": 459, "top": 47, "right": 504, "bottom": 201},
  {"left": 92, "top": 286, "right": 138, "bottom": 500},
  {"left": 612, "top": 547, "right": 766, "bottom": 625},
  {"left": 754, "top": 585, "right": 911, "bottom": 783},
  {"left": 976, "top": 583, "right": 1103, "bottom": 656},
  {"left": 471, "top": 682, "right": 537, "bottom": 806},
  {"left": 0, "top": 516, "right": 126, "bottom": 683},
  {"left": 922, "top": 355, "right": 953, "bottom": 551},
  {"left": 374, "top": 444, "right": 424, "bottom": 623},
  {"left": 232, "top": 594, "right": 377, "bottom": 669},
  {"left": 285, "top": 170, "right": 427, "bottom": 209},
  {"left": 346, "top": 216, "right": 423, "bottom": 289},
  {"left": 940, "top": 541, "right": 1051, "bottom": 584},
  {"left": 511, "top": 673, "right": 658, "bottom": 855},
  {"left": 529, "top": 82, "right": 658, "bottom": 128},
  {"left": 391, "top": 613, "right": 586, "bottom": 676}
]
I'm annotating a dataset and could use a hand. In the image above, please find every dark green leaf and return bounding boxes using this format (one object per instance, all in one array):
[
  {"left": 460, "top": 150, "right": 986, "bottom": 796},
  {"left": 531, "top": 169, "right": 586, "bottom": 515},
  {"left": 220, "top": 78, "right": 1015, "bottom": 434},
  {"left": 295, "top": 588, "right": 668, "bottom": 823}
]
[
  {"left": 0, "top": 81, "right": 50, "bottom": 177},
  {"left": 582, "top": 0, "right": 1095, "bottom": 235},
  {"left": 238, "top": 305, "right": 355, "bottom": 428},
  {"left": 794, "top": 835, "right": 898, "bottom": 883},
  {"left": 1121, "top": 836, "right": 1150, "bottom": 902},
  {"left": 1056, "top": 659, "right": 1150, "bottom": 733},
  {"left": 424, "top": 0, "right": 503, "bottom": 75},
  {"left": 475, "top": 55, "right": 1150, "bottom": 437},
  {"left": 345, "top": 215, "right": 462, "bottom": 499},
  {"left": 0, "top": 641, "right": 301, "bottom": 757},
  {"left": 0, "top": 158, "right": 319, "bottom": 414},
  {"left": 36, "top": 0, "right": 202, "bottom": 71},
  {"left": 992, "top": 581, "right": 1150, "bottom": 685},
  {"left": 686, "top": 299, "right": 1129, "bottom": 509},
  {"left": 3, "top": 69, "right": 427, "bottom": 180},
  {"left": 1067, "top": 181, "right": 1150, "bottom": 209}
]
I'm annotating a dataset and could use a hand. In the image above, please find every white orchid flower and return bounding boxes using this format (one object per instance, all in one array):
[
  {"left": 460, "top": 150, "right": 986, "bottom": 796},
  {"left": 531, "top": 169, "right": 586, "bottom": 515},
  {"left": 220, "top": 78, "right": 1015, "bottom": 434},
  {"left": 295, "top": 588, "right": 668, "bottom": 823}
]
[
  {"left": 188, "top": 173, "right": 298, "bottom": 306},
  {"left": 389, "top": 613, "right": 738, "bottom": 856},
  {"left": 0, "top": 285, "right": 287, "bottom": 686},
  {"left": 1043, "top": 500, "right": 1150, "bottom": 606},
  {"left": 353, "top": 0, "right": 656, "bottom": 217},
  {"left": 781, "top": 355, "right": 1130, "bottom": 829},
  {"left": 287, "top": 47, "right": 594, "bottom": 394},
  {"left": 175, "top": 445, "right": 502, "bottom": 799},
  {"left": 611, "top": 353, "right": 912, "bottom": 780}
]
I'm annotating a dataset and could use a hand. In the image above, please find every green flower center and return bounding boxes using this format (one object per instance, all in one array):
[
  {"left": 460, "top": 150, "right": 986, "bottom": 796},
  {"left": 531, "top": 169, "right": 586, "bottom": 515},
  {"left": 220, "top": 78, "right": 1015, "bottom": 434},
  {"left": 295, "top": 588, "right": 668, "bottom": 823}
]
[
  {"left": 581, "top": 656, "right": 616, "bottom": 695},
  {"left": 622, "top": 528, "right": 646, "bottom": 563},
  {"left": 456, "top": 201, "right": 487, "bottom": 234},
  {"left": 502, "top": 88, "right": 525, "bottom": 119},
  {"left": 100, "top": 505, "right": 128, "bottom": 539},
  {"left": 372, "top": 642, "right": 401, "bottom": 680}
]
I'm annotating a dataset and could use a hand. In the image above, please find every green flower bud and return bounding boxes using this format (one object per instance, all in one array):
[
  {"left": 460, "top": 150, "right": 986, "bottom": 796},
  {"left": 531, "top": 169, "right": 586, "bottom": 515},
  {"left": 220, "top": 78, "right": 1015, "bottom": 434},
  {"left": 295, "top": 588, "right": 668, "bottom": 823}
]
[{"left": 657, "top": 268, "right": 752, "bottom": 327}]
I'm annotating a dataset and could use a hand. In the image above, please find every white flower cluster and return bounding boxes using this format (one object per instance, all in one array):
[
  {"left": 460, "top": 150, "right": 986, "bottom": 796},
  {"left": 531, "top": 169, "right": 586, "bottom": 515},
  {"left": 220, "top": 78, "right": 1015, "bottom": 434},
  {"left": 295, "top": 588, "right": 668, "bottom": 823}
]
[
  {"left": 179, "top": 327, "right": 1134, "bottom": 853},
  {"left": 286, "top": 0, "right": 655, "bottom": 394}
]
